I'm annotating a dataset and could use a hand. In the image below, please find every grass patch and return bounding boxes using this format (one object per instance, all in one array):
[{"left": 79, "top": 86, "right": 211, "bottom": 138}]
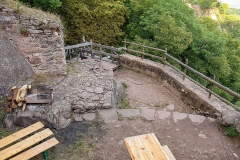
[
  {"left": 120, "top": 98, "right": 131, "bottom": 109},
  {"left": 0, "top": 100, "right": 11, "bottom": 137},
  {"left": 219, "top": 124, "right": 239, "bottom": 138},
  {"left": 154, "top": 103, "right": 169, "bottom": 109},
  {"left": 122, "top": 82, "right": 128, "bottom": 89}
]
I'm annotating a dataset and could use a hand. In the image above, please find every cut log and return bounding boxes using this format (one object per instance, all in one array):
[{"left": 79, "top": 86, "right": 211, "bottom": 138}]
[
  {"left": 22, "top": 103, "right": 26, "bottom": 112},
  {"left": 11, "top": 87, "right": 18, "bottom": 109},
  {"left": 16, "top": 84, "right": 28, "bottom": 103}
]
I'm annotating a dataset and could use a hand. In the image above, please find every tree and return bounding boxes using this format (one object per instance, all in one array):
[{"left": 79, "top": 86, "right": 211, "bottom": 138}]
[
  {"left": 19, "top": 0, "right": 62, "bottom": 11},
  {"left": 60, "top": 0, "right": 129, "bottom": 45}
]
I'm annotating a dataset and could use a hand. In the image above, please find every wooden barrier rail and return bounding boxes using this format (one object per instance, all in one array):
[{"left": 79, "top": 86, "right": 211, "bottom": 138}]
[{"left": 123, "top": 40, "right": 240, "bottom": 110}]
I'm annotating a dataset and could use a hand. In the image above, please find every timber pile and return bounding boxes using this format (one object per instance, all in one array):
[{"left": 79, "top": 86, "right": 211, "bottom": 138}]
[{"left": 5, "top": 84, "right": 53, "bottom": 113}]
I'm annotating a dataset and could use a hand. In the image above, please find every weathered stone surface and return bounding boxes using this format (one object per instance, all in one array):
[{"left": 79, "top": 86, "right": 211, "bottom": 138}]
[
  {"left": 73, "top": 114, "right": 83, "bottom": 122},
  {"left": 173, "top": 112, "right": 188, "bottom": 122},
  {"left": 236, "top": 123, "right": 240, "bottom": 133},
  {"left": 0, "top": 4, "right": 66, "bottom": 75},
  {"left": 167, "top": 104, "right": 175, "bottom": 110},
  {"left": 157, "top": 111, "right": 171, "bottom": 120},
  {"left": 95, "top": 87, "right": 104, "bottom": 94},
  {"left": 141, "top": 109, "right": 156, "bottom": 121},
  {"left": 117, "top": 109, "right": 141, "bottom": 118},
  {"left": 189, "top": 114, "right": 206, "bottom": 124},
  {"left": 98, "top": 108, "right": 118, "bottom": 123},
  {"left": 0, "top": 36, "right": 34, "bottom": 99},
  {"left": 82, "top": 113, "right": 96, "bottom": 121},
  {"left": 219, "top": 110, "right": 240, "bottom": 126}
]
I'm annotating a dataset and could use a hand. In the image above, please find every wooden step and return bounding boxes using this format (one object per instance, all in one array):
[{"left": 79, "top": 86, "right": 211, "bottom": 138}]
[
  {"left": 0, "top": 128, "right": 53, "bottom": 160},
  {"left": 0, "top": 122, "right": 44, "bottom": 149},
  {"left": 124, "top": 133, "right": 169, "bottom": 160},
  {"left": 162, "top": 145, "right": 176, "bottom": 160},
  {"left": 10, "top": 137, "right": 59, "bottom": 160}
]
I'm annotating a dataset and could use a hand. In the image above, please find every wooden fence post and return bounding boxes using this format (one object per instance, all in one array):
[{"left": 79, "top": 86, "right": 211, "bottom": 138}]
[
  {"left": 100, "top": 46, "right": 102, "bottom": 60},
  {"left": 183, "top": 59, "right": 188, "bottom": 80},
  {"left": 82, "top": 36, "right": 85, "bottom": 42},
  {"left": 124, "top": 39, "right": 126, "bottom": 54},
  {"left": 142, "top": 43, "right": 145, "bottom": 60},
  {"left": 163, "top": 48, "right": 167, "bottom": 66},
  {"left": 209, "top": 74, "right": 216, "bottom": 98},
  {"left": 111, "top": 46, "right": 114, "bottom": 63},
  {"left": 90, "top": 39, "right": 94, "bottom": 59}
]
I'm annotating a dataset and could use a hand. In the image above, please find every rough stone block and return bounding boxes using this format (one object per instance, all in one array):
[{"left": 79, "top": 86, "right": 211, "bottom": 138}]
[
  {"left": 117, "top": 109, "right": 140, "bottom": 118},
  {"left": 98, "top": 108, "right": 117, "bottom": 123},
  {"left": 141, "top": 109, "right": 156, "bottom": 121},
  {"left": 189, "top": 114, "right": 206, "bottom": 124},
  {"left": 82, "top": 113, "right": 96, "bottom": 121},
  {"left": 173, "top": 112, "right": 188, "bottom": 122},
  {"left": 157, "top": 111, "right": 171, "bottom": 120}
]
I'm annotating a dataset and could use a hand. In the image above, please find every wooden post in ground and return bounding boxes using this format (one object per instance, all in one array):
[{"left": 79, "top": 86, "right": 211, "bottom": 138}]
[
  {"left": 124, "top": 39, "right": 126, "bottom": 54},
  {"left": 163, "top": 48, "right": 167, "bottom": 66},
  {"left": 100, "top": 46, "right": 102, "bottom": 60},
  {"left": 111, "top": 46, "right": 114, "bottom": 63},
  {"left": 142, "top": 43, "right": 145, "bottom": 60},
  {"left": 90, "top": 39, "right": 94, "bottom": 59},
  {"left": 183, "top": 59, "right": 188, "bottom": 80},
  {"left": 82, "top": 36, "right": 85, "bottom": 42},
  {"left": 209, "top": 74, "right": 216, "bottom": 98}
]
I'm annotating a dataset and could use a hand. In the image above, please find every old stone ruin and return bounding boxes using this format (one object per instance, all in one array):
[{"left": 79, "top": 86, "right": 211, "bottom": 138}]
[{"left": 0, "top": 2, "right": 239, "bottom": 134}]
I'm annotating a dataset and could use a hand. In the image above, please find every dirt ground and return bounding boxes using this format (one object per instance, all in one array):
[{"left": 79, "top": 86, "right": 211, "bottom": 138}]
[{"left": 33, "top": 68, "right": 240, "bottom": 160}]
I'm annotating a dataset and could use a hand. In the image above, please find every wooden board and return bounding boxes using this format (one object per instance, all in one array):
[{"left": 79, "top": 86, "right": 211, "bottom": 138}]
[
  {"left": 10, "top": 137, "right": 59, "bottom": 160},
  {"left": 0, "top": 128, "right": 53, "bottom": 160},
  {"left": 25, "top": 96, "right": 52, "bottom": 103},
  {"left": 124, "top": 133, "right": 169, "bottom": 160},
  {"left": 0, "top": 122, "right": 44, "bottom": 149},
  {"left": 162, "top": 145, "right": 176, "bottom": 160}
]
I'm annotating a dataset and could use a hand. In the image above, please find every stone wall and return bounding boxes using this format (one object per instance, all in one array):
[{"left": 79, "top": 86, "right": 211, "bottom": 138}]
[
  {"left": 0, "top": 3, "right": 66, "bottom": 75},
  {"left": 119, "top": 54, "right": 234, "bottom": 118}
]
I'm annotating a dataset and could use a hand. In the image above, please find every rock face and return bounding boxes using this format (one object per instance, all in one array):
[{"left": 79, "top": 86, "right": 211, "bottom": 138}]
[
  {"left": 0, "top": 36, "right": 34, "bottom": 99},
  {"left": 0, "top": 4, "right": 66, "bottom": 75},
  {"left": 219, "top": 110, "right": 240, "bottom": 126}
]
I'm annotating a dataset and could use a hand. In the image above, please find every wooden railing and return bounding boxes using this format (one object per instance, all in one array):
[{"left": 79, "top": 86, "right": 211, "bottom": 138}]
[
  {"left": 64, "top": 38, "right": 240, "bottom": 110},
  {"left": 65, "top": 37, "right": 122, "bottom": 62},
  {"left": 123, "top": 40, "right": 240, "bottom": 110}
]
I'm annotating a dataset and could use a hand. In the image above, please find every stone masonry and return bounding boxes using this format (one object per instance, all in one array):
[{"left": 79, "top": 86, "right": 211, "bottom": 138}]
[{"left": 0, "top": 3, "right": 66, "bottom": 75}]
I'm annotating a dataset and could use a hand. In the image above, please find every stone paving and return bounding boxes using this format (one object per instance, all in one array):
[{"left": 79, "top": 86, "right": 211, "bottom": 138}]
[{"left": 78, "top": 103, "right": 212, "bottom": 126}]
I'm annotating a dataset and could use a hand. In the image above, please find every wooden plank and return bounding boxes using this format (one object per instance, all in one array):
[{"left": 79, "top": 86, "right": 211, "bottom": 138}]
[
  {"left": 10, "top": 137, "right": 59, "bottom": 160},
  {"left": 162, "top": 145, "right": 176, "bottom": 160},
  {"left": 65, "top": 42, "right": 92, "bottom": 49},
  {"left": 0, "top": 122, "right": 44, "bottom": 149},
  {"left": 25, "top": 96, "right": 52, "bottom": 103},
  {"left": 0, "top": 128, "right": 53, "bottom": 160},
  {"left": 124, "top": 133, "right": 169, "bottom": 160}
]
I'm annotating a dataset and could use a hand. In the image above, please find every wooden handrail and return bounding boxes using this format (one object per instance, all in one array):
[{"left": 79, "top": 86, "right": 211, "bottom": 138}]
[{"left": 123, "top": 40, "right": 240, "bottom": 102}]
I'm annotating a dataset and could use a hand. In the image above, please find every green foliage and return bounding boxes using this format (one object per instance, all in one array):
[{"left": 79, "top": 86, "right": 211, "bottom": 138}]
[
  {"left": 219, "top": 124, "right": 239, "bottom": 138},
  {"left": 19, "top": 0, "right": 62, "bottom": 12},
  {"left": 60, "top": 0, "right": 129, "bottom": 45},
  {"left": 20, "top": 26, "right": 29, "bottom": 36},
  {"left": 123, "top": 0, "right": 240, "bottom": 103},
  {"left": 120, "top": 98, "right": 131, "bottom": 109}
]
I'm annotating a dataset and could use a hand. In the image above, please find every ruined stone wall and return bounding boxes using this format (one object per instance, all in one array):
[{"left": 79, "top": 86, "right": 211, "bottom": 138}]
[
  {"left": 119, "top": 54, "right": 234, "bottom": 118},
  {"left": 0, "top": 3, "right": 66, "bottom": 75}
]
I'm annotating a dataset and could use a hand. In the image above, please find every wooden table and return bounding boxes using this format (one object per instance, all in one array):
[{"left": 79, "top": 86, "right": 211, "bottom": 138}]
[
  {"left": 124, "top": 133, "right": 176, "bottom": 160},
  {"left": 0, "top": 122, "right": 59, "bottom": 160}
]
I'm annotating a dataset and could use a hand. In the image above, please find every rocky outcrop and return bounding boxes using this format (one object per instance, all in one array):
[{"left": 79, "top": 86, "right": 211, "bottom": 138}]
[
  {"left": 0, "top": 3, "right": 66, "bottom": 75},
  {"left": 0, "top": 36, "right": 33, "bottom": 99}
]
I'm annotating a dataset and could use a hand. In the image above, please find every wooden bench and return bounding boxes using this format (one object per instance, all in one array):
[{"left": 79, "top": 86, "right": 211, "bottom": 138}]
[
  {"left": 124, "top": 133, "right": 176, "bottom": 160},
  {"left": 0, "top": 122, "right": 59, "bottom": 160}
]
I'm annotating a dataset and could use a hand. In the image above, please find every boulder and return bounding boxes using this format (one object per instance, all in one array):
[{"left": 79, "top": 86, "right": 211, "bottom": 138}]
[{"left": 219, "top": 110, "right": 240, "bottom": 126}]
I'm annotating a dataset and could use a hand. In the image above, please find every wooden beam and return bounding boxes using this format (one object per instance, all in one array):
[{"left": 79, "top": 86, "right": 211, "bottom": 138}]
[
  {"left": 10, "top": 137, "right": 59, "bottom": 160},
  {"left": 0, "top": 122, "right": 44, "bottom": 149},
  {"left": 0, "top": 128, "right": 53, "bottom": 160}
]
